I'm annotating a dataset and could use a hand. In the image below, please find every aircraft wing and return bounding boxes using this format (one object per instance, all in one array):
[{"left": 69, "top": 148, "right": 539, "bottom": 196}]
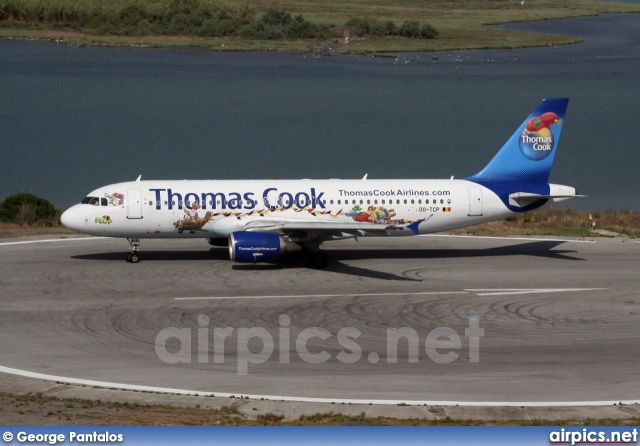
[{"left": 243, "top": 218, "right": 422, "bottom": 236}]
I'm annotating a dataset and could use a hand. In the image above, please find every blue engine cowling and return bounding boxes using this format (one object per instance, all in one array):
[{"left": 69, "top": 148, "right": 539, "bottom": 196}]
[{"left": 229, "top": 231, "right": 287, "bottom": 263}]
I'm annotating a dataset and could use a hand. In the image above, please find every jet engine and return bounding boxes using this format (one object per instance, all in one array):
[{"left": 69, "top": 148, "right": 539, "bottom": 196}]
[{"left": 228, "top": 231, "right": 299, "bottom": 263}]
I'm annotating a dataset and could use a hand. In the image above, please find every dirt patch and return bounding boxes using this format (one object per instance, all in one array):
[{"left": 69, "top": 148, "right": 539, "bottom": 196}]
[{"left": 2, "top": 392, "right": 640, "bottom": 426}]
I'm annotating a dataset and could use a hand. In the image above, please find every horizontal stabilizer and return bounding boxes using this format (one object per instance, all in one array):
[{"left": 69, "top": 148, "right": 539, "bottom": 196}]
[{"left": 509, "top": 192, "right": 587, "bottom": 207}]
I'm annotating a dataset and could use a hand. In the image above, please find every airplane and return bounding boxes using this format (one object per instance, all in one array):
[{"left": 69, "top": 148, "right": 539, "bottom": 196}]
[{"left": 61, "top": 98, "right": 583, "bottom": 268}]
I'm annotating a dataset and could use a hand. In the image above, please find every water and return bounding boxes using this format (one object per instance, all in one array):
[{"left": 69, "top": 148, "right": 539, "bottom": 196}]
[{"left": 0, "top": 14, "right": 639, "bottom": 209}]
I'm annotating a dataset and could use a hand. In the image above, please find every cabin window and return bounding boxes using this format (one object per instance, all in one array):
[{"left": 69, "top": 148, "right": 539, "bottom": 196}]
[
  {"left": 156, "top": 200, "right": 161, "bottom": 207},
  {"left": 418, "top": 199, "right": 422, "bottom": 204},
  {"left": 179, "top": 200, "right": 183, "bottom": 207},
  {"left": 359, "top": 200, "right": 363, "bottom": 205},
  {"left": 149, "top": 201, "right": 153, "bottom": 207},
  {"left": 330, "top": 200, "right": 334, "bottom": 205},
  {"left": 186, "top": 201, "right": 190, "bottom": 206},
  {"left": 374, "top": 199, "right": 378, "bottom": 205},
  {"left": 404, "top": 199, "right": 407, "bottom": 204},
  {"left": 447, "top": 199, "right": 451, "bottom": 204},
  {"left": 411, "top": 199, "right": 415, "bottom": 204},
  {"left": 164, "top": 201, "right": 168, "bottom": 206},
  {"left": 440, "top": 199, "right": 444, "bottom": 204}
]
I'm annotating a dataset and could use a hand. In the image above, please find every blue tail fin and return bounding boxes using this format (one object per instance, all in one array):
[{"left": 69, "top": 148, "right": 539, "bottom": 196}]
[{"left": 466, "top": 98, "right": 569, "bottom": 183}]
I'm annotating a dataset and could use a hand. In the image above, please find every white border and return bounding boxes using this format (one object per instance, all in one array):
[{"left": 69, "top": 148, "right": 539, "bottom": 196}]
[{"left": 0, "top": 365, "right": 634, "bottom": 407}]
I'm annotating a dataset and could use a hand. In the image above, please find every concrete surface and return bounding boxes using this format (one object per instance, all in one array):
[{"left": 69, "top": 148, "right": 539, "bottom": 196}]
[{"left": 1, "top": 233, "right": 639, "bottom": 417}]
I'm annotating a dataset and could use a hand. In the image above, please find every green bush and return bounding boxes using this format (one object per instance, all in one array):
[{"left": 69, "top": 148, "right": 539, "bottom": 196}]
[
  {"left": 398, "top": 20, "right": 420, "bottom": 38},
  {"left": 346, "top": 17, "right": 437, "bottom": 39},
  {"left": 258, "top": 8, "right": 328, "bottom": 39},
  {"left": 346, "top": 18, "right": 382, "bottom": 37},
  {"left": 0, "top": 193, "right": 57, "bottom": 224},
  {"left": 421, "top": 22, "right": 439, "bottom": 39},
  {"left": 261, "top": 8, "right": 292, "bottom": 28}
]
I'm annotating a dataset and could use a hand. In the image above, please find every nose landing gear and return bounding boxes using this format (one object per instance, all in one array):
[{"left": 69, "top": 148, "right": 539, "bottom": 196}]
[{"left": 126, "top": 237, "right": 140, "bottom": 263}]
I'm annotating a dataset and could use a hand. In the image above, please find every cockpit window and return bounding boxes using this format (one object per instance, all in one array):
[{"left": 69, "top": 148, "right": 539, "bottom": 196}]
[
  {"left": 101, "top": 198, "right": 108, "bottom": 206},
  {"left": 81, "top": 196, "right": 100, "bottom": 205}
]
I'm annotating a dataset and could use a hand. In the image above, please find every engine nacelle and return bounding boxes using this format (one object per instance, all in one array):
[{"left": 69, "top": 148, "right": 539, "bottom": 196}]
[
  {"left": 208, "top": 238, "right": 229, "bottom": 247},
  {"left": 228, "top": 231, "right": 299, "bottom": 263}
]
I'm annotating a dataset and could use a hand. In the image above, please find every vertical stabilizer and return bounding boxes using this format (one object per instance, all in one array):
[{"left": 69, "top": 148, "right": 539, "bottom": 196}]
[{"left": 467, "top": 98, "right": 569, "bottom": 183}]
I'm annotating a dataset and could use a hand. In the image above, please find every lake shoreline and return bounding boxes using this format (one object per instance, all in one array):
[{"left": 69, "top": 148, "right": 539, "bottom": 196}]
[{"left": 4, "top": 10, "right": 640, "bottom": 55}]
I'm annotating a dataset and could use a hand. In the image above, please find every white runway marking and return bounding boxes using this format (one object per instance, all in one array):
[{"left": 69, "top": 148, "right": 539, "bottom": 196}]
[
  {"left": 175, "top": 291, "right": 469, "bottom": 300},
  {"left": 0, "top": 364, "right": 637, "bottom": 407},
  {"left": 177, "top": 288, "right": 608, "bottom": 300},
  {"left": 466, "top": 288, "right": 608, "bottom": 296},
  {"left": 421, "top": 234, "right": 596, "bottom": 243},
  {"left": 0, "top": 237, "right": 108, "bottom": 246}
]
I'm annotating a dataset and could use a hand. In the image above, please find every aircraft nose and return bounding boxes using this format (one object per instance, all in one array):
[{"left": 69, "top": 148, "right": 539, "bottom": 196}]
[{"left": 61, "top": 205, "right": 82, "bottom": 231}]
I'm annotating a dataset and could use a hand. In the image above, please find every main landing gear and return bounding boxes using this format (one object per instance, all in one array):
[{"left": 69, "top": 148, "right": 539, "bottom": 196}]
[
  {"left": 126, "top": 237, "right": 140, "bottom": 263},
  {"left": 307, "top": 251, "right": 327, "bottom": 269},
  {"left": 300, "top": 244, "right": 327, "bottom": 269}
]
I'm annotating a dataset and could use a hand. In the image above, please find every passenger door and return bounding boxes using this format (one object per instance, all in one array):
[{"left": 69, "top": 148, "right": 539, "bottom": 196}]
[
  {"left": 467, "top": 187, "right": 483, "bottom": 216},
  {"left": 127, "top": 189, "right": 143, "bottom": 219}
]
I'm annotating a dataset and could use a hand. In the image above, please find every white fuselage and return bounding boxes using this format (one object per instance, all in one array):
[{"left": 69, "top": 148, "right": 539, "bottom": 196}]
[{"left": 61, "top": 179, "right": 534, "bottom": 239}]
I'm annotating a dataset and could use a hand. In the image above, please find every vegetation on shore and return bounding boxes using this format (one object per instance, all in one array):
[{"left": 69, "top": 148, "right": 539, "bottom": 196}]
[
  {"left": 0, "top": 193, "right": 59, "bottom": 226},
  {"left": 345, "top": 17, "right": 438, "bottom": 39},
  {"left": 0, "top": 193, "right": 72, "bottom": 238},
  {"left": 0, "top": 0, "right": 437, "bottom": 45},
  {"left": 1, "top": 0, "right": 639, "bottom": 52},
  {"left": 3, "top": 391, "right": 640, "bottom": 426},
  {"left": 0, "top": 0, "right": 331, "bottom": 39}
]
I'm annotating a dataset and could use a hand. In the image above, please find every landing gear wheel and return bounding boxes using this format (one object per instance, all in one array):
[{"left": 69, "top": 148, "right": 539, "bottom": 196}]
[
  {"left": 126, "top": 237, "right": 141, "bottom": 263},
  {"left": 307, "top": 251, "right": 327, "bottom": 269}
]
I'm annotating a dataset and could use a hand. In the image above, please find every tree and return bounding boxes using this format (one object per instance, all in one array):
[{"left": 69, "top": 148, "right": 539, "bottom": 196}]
[
  {"left": 399, "top": 20, "right": 420, "bottom": 38},
  {"left": 0, "top": 193, "right": 57, "bottom": 223},
  {"left": 421, "top": 22, "right": 439, "bottom": 39}
]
